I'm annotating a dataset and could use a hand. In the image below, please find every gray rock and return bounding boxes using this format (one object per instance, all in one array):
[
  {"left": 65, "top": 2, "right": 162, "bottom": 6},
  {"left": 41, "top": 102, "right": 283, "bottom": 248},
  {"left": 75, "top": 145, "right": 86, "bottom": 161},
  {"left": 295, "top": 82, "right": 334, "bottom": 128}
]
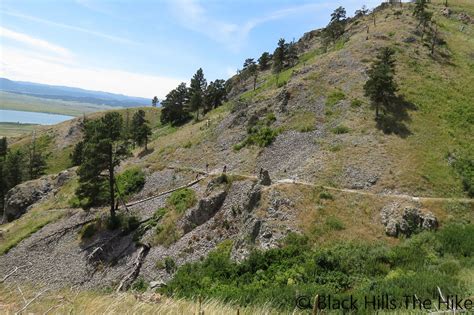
[
  {"left": 149, "top": 280, "right": 166, "bottom": 289},
  {"left": 259, "top": 170, "right": 271, "bottom": 186},
  {"left": 440, "top": 7, "right": 451, "bottom": 17},
  {"left": 380, "top": 203, "right": 438, "bottom": 238},
  {"left": 180, "top": 190, "right": 227, "bottom": 234}
]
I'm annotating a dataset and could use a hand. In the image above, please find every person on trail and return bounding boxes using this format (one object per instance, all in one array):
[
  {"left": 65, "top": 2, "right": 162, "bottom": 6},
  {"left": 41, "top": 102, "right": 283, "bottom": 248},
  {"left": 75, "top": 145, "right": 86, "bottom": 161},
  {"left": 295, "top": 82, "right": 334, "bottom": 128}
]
[
  {"left": 259, "top": 168, "right": 263, "bottom": 179},
  {"left": 195, "top": 173, "right": 199, "bottom": 180},
  {"left": 206, "top": 163, "right": 209, "bottom": 173},
  {"left": 223, "top": 165, "right": 227, "bottom": 174}
]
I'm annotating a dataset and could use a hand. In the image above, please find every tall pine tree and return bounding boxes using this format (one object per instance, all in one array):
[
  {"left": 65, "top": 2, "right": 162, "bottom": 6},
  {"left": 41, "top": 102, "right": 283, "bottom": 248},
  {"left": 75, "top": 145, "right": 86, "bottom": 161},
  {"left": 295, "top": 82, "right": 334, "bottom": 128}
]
[
  {"left": 188, "top": 68, "right": 207, "bottom": 121},
  {"left": 364, "top": 47, "right": 398, "bottom": 119},
  {"left": 0, "top": 137, "right": 7, "bottom": 214},
  {"left": 160, "top": 83, "right": 191, "bottom": 126},
  {"left": 131, "top": 109, "right": 152, "bottom": 151},
  {"left": 76, "top": 112, "right": 129, "bottom": 218},
  {"left": 27, "top": 132, "right": 48, "bottom": 180}
]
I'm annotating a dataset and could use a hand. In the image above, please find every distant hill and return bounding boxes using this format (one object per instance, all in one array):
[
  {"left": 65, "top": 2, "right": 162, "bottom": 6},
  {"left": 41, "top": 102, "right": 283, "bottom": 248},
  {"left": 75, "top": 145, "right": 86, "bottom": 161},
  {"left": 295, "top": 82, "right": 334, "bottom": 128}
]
[{"left": 0, "top": 78, "right": 152, "bottom": 107}]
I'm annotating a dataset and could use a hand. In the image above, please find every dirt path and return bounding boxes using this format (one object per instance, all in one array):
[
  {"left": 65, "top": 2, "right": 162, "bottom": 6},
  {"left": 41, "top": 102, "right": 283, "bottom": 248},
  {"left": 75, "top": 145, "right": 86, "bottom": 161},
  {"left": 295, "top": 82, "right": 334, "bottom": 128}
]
[{"left": 121, "top": 166, "right": 474, "bottom": 209}]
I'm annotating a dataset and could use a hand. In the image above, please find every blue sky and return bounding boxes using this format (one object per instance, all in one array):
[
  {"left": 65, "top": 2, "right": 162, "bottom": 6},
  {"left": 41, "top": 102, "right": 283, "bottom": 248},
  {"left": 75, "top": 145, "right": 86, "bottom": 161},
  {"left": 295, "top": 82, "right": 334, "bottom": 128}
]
[{"left": 0, "top": 0, "right": 381, "bottom": 98}]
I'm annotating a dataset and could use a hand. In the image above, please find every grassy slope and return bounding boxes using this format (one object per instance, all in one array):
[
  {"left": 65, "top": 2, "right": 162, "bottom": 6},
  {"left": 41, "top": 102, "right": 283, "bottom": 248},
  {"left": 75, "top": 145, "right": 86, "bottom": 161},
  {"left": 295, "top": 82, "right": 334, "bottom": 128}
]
[
  {"left": 0, "top": 122, "right": 38, "bottom": 137},
  {"left": 388, "top": 0, "right": 474, "bottom": 197},
  {"left": 1, "top": 1, "right": 473, "bottom": 311},
  {"left": 0, "top": 91, "right": 117, "bottom": 116}
]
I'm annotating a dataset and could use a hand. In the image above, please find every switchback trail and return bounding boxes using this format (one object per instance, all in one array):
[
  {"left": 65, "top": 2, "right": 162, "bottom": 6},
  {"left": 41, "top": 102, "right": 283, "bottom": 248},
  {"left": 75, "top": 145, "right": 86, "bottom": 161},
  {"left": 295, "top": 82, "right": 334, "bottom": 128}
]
[{"left": 121, "top": 166, "right": 474, "bottom": 209}]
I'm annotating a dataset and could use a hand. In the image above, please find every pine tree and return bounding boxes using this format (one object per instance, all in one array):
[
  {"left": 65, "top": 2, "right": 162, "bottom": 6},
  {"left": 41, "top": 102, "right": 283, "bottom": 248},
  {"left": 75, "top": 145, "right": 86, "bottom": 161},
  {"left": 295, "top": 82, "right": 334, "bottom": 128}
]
[
  {"left": 203, "top": 79, "right": 227, "bottom": 114},
  {"left": 3, "top": 150, "right": 24, "bottom": 190},
  {"left": 413, "top": 0, "right": 432, "bottom": 34},
  {"left": 76, "top": 112, "right": 130, "bottom": 218},
  {"left": 243, "top": 58, "right": 258, "bottom": 90},
  {"left": 273, "top": 38, "right": 287, "bottom": 74},
  {"left": 188, "top": 68, "right": 207, "bottom": 121},
  {"left": 0, "top": 137, "right": 7, "bottom": 158},
  {"left": 258, "top": 52, "right": 271, "bottom": 70},
  {"left": 70, "top": 141, "right": 84, "bottom": 166},
  {"left": 152, "top": 96, "right": 158, "bottom": 107},
  {"left": 287, "top": 41, "right": 298, "bottom": 67},
  {"left": 160, "top": 83, "right": 191, "bottom": 125},
  {"left": 364, "top": 47, "right": 398, "bottom": 119},
  {"left": 324, "top": 7, "right": 347, "bottom": 43},
  {"left": 131, "top": 109, "right": 152, "bottom": 150},
  {"left": 0, "top": 138, "right": 7, "bottom": 213},
  {"left": 27, "top": 132, "right": 47, "bottom": 180}
]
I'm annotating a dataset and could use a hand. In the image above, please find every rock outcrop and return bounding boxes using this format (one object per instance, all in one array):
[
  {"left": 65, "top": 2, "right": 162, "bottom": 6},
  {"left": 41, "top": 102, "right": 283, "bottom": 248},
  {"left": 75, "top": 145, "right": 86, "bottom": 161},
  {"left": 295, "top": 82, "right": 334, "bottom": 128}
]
[
  {"left": 180, "top": 189, "right": 227, "bottom": 234},
  {"left": 3, "top": 169, "right": 73, "bottom": 222},
  {"left": 380, "top": 203, "right": 438, "bottom": 237}
]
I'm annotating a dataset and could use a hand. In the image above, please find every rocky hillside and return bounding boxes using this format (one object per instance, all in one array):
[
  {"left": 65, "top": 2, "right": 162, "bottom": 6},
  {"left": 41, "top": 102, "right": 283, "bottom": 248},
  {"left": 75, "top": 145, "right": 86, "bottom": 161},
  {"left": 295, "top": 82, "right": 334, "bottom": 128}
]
[{"left": 1, "top": 0, "right": 473, "bottom": 313}]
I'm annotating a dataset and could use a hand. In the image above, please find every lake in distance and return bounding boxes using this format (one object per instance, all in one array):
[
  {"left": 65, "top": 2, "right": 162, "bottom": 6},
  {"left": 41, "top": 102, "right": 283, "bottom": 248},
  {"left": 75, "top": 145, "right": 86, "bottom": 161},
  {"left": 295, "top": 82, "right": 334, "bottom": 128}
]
[{"left": 0, "top": 109, "right": 74, "bottom": 125}]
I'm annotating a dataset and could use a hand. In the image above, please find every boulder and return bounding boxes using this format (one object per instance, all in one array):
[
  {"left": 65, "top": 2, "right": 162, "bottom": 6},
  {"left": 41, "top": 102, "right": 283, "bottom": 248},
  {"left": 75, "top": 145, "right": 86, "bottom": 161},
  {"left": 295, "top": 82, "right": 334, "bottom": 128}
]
[
  {"left": 380, "top": 203, "right": 438, "bottom": 237},
  {"left": 259, "top": 170, "right": 271, "bottom": 186},
  {"left": 3, "top": 169, "right": 73, "bottom": 222},
  {"left": 459, "top": 12, "right": 474, "bottom": 24},
  {"left": 180, "top": 190, "right": 227, "bottom": 234},
  {"left": 440, "top": 7, "right": 451, "bottom": 17}
]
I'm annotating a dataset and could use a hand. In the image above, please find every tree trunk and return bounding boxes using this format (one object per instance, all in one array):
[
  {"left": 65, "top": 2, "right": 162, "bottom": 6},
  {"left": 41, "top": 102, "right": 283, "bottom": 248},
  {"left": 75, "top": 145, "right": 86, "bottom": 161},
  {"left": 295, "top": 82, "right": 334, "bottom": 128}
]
[{"left": 109, "top": 144, "right": 115, "bottom": 219}]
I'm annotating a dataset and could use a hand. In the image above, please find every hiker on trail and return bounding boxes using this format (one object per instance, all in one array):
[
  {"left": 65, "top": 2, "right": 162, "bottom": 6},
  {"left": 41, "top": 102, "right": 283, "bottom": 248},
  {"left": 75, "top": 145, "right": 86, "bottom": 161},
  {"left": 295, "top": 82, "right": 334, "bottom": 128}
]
[
  {"left": 195, "top": 173, "right": 199, "bottom": 180},
  {"left": 259, "top": 168, "right": 264, "bottom": 179},
  {"left": 206, "top": 119, "right": 210, "bottom": 128},
  {"left": 206, "top": 163, "right": 209, "bottom": 173},
  {"left": 223, "top": 165, "right": 227, "bottom": 174}
]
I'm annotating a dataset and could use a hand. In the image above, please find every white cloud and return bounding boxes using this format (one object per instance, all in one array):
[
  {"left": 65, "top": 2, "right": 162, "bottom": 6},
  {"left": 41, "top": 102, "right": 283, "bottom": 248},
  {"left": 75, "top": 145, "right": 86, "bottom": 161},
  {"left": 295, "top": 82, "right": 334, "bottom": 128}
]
[
  {"left": 171, "top": 0, "right": 242, "bottom": 51},
  {"left": 170, "top": 0, "right": 333, "bottom": 51},
  {"left": 2, "top": 10, "right": 136, "bottom": 45},
  {"left": 1, "top": 46, "right": 182, "bottom": 98},
  {"left": 0, "top": 26, "right": 72, "bottom": 58}
]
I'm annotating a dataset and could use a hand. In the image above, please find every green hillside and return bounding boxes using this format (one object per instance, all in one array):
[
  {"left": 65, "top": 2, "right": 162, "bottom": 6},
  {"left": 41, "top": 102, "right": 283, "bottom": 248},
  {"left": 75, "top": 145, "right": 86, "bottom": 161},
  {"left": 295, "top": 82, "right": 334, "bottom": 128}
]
[{"left": 1, "top": 0, "right": 473, "bottom": 313}]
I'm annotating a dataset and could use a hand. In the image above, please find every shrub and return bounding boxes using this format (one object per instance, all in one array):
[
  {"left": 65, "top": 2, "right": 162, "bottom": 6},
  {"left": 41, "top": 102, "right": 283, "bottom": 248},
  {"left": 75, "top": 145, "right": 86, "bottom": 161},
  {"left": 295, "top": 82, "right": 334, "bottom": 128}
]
[
  {"left": 452, "top": 154, "right": 474, "bottom": 197},
  {"left": 79, "top": 222, "right": 97, "bottom": 239},
  {"left": 319, "top": 191, "right": 334, "bottom": 200},
  {"left": 131, "top": 277, "right": 148, "bottom": 292},
  {"left": 165, "top": 257, "right": 177, "bottom": 273},
  {"left": 437, "top": 223, "right": 474, "bottom": 257},
  {"left": 331, "top": 125, "right": 350, "bottom": 134},
  {"left": 155, "top": 260, "right": 165, "bottom": 270},
  {"left": 167, "top": 188, "right": 196, "bottom": 213},
  {"left": 351, "top": 99, "right": 363, "bottom": 108},
  {"left": 162, "top": 229, "right": 470, "bottom": 311},
  {"left": 326, "top": 90, "right": 346, "bottom": 107},
  {"left": 154, "top": 211, "right": 181, "bottom": 247},
  {"left": 105, "top": 213, "right": 140, "bottom": 232},
  {"left": 246, "top": 126, "right": 279, "bottom": 147},
  {"left": 116, "top": 168, "right": 146, "bottom": 201},
  {"left": 238, "top": 119, "right": 280, "bottom": 149},
  {"left": 325, "top": 216, "right": 345, "bottom": 230}
]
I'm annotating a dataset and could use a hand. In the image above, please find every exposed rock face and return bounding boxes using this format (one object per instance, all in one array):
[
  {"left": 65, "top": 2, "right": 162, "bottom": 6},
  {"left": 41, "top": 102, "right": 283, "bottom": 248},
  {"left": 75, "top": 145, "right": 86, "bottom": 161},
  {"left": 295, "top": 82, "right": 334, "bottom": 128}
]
[
  {"left": 3, "top": 170, "right": 73, "bottom": 222},
  {"left": 440, "top": 7, "right": 451, "bottom": 17},
  {"left": 277, "top": 88, "right": 290, "bottom": 113},
  {"left": 180, "top": 189, "right": 227, "bottom": 234},
  {"left": 459, "top": 12, "right": 474, "bottom": 24},
  {"left": 380, "top": 203, "right": 438, "bottom": 237},
  {"left": 259, "top": 170, "right": 271, "bottom": 186}
]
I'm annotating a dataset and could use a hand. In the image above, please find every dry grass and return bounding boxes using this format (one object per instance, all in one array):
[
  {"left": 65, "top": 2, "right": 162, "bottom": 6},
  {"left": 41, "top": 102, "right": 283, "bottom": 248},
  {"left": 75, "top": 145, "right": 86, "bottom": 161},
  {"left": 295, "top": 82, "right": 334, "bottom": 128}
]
[
  {"left": 0, "top": 284, "right": 286, "bottom": 315},
  {"left": 264, "top": 183, "right": 474, "bottom": 246}
]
